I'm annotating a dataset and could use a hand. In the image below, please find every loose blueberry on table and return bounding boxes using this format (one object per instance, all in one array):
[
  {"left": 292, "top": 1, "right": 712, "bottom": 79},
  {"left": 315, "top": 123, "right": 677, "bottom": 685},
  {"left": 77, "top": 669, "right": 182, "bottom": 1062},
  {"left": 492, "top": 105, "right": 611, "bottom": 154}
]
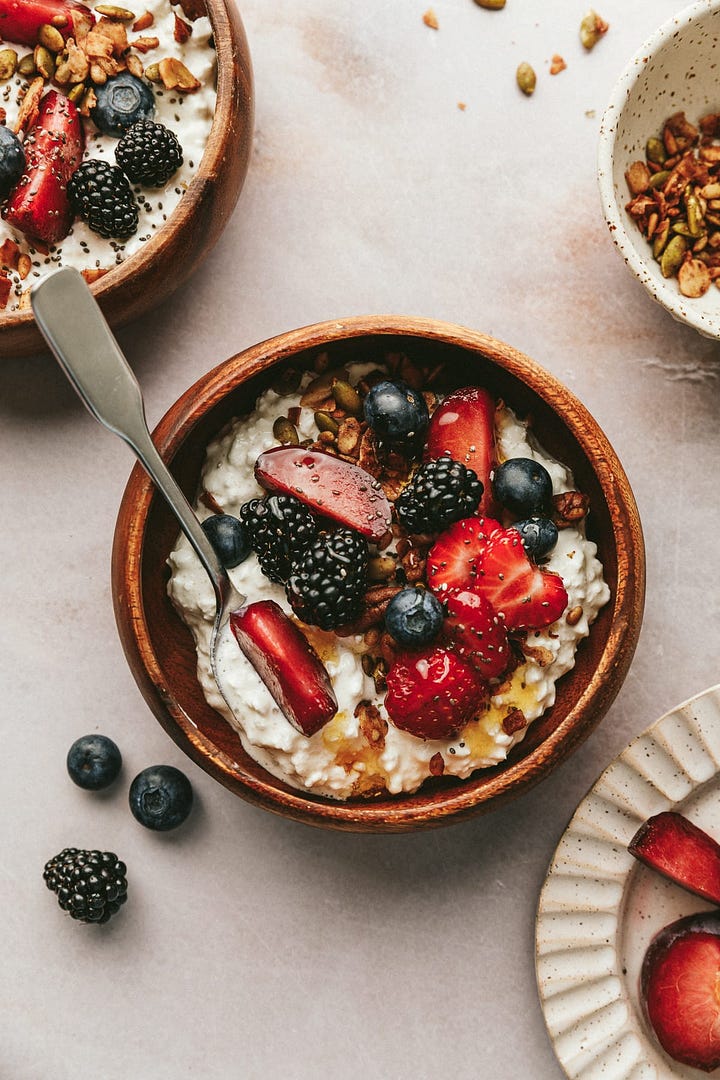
[
  {"left": 173, "top": 351, "right": 609, "bottom": 798},
  {"left": 628, "top": 812, "right": 720, "bottom": 1072},
  {"left": 0, "top": 0, "right": 211, "bottom": 310},
  {"left": 66, "top": 732, "right": 122, "bottom": 789},
  {"left": 129, "top": 764, "right": 194, "bottom": 831}
]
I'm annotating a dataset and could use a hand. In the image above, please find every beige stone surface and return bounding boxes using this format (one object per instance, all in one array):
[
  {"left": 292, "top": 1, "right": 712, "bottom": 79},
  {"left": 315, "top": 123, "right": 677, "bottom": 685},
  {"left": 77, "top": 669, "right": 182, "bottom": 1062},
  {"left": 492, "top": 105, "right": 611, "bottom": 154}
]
[{"left": 1, "top": 2, "right": 713, "bottom": 1077}]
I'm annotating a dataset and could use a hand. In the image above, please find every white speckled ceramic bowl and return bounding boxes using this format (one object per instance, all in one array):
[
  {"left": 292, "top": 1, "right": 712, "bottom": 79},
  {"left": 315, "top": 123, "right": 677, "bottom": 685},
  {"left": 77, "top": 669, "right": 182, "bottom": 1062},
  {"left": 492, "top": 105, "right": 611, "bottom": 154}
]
[
  {"left": 537, "top": 683, "right": 720, "bottom": 1079},
  {"left": 598, "top": 0, "right": 720, "bottom": 339}
]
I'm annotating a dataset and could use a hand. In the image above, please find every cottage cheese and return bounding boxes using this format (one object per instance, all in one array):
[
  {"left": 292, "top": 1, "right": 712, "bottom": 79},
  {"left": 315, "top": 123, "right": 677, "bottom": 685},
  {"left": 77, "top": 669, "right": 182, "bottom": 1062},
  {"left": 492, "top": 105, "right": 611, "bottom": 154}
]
[
  {"left": 167, "top": 373, "right": 610, "bottom": 800},
  {"left": 0, "top": 0, "right": 216, "bottom": 309}
]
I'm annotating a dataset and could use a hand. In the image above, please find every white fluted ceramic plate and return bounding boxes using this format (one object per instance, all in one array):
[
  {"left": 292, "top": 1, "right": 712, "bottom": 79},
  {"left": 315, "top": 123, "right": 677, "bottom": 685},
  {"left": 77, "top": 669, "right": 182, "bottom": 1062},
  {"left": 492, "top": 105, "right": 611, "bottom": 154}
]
[{"left": 536, "top": 684, "right": 720, "bottom": 1079}]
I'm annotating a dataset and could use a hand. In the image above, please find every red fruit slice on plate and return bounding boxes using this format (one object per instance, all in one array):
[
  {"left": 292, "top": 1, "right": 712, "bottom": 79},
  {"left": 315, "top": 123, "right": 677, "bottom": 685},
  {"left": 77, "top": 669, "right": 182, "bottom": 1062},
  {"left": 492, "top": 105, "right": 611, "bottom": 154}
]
[
  {"left": 629, "top": 811, "right": 720, "bottom": 905},
  {"left": 443, "top": 588, "right": 511, "bottom": 679},
  {"left": 426, "top": 516, "right": 503, "bottom": 596},
  {"left": 4, "top": 90, "right": 85, "bottom": 245},
  {"left": 229, "top": 600, "right": 337, "bottom": 737},
  {"left": 254, "top": 446, "right": 392, "bottom": 543},
  {"left": 472, "top": 527, "right": 568, "bottom": 630},
  {"left": 425, "top": 386, "right": 496, "bottom": 513},
  {"left": 642, "top": 912, "right": 720, "bottom": 1072},
  {"left": 0, "top": 0, "right": 95, "bottom": 46},
  {"left": 384, "top": 645, "right": 488, "bottom": 740}
]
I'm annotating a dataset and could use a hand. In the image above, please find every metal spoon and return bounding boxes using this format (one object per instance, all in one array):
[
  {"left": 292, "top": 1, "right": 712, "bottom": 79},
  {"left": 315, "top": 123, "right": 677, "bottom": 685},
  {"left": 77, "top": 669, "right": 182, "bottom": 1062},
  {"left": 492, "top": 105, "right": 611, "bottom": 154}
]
[{"left": 31, "top": 266, "right": 244, "bottom": 707}]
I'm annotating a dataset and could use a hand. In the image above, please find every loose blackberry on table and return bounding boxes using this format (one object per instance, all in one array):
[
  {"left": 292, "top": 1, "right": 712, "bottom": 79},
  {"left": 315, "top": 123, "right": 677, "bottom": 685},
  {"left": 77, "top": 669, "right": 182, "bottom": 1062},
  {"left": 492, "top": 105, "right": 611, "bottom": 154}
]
[
  {"left": 240, "top": 494, "right": 318, "bottom": 584},
  {"left": 43, "top": 848, "right": 128, "bottom": 924},
  {"left": 67, "top": 160, "right": 139, "bottom": 240},
  {"left": 395, "top": 456, "right": 483, "bottom": 533},
  {"left": 286, "top": 528, "right": 368, "bottom": 630}
]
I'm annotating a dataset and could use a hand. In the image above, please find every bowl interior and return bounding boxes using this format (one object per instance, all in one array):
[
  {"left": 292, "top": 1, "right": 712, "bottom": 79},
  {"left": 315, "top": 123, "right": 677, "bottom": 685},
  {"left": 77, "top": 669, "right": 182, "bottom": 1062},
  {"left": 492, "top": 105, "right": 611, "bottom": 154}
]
[
  {"left": 599, "top": 3, "right": 720, "bottom": 337},
  {"left": 116, "top": 322, "right": 644, "bottom": 831}
]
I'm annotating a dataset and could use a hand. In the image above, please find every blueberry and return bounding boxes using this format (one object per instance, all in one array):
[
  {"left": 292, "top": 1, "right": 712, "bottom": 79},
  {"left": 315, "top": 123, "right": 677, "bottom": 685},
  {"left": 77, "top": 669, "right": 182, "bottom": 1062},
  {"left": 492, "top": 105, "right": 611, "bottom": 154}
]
[
  {"left": 66, "top": 734, "right": 122, "bottom": 790},
  {"left": 511, "top": 517, "right": 558, "bottom": 560},
  {"left": 363, "top": 380, "right": 429, "bottom": 445},
  {"left": 91, "top": 74, "right": 155, "bottom": 137},
  {"left": 0, "top": 126, "right": 25, "bottom": 197},
  {"left": 491, "top": 457, "right": 553, "bottom": 516},
  {"left": 201, "top": 513, "right": 251, "bottom": 568},
  {"left": 129, "top": 765, "right": 193, "bottom": 831},
  {"left": 385, "top": 587, "right": 444, "bottom": 647}
]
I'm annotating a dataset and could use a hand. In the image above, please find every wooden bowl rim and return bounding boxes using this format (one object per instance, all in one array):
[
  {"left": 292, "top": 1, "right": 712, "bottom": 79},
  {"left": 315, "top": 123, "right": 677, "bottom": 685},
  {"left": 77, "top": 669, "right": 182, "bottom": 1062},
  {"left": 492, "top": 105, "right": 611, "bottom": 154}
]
[
  {"left": 0, "top": 0, "right": 239, "bottom": 338},
  {"left": 113, "top": 315, "right": 646, "bottom": 832}
]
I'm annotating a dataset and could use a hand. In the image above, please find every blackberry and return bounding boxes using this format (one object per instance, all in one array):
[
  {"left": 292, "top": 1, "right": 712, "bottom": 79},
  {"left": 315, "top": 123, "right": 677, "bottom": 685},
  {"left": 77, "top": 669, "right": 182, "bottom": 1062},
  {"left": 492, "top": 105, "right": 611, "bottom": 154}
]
[
  {"left": 286, "top": 528, "right": 368, "bottom": 630},
  {"left": 116, "top": 120, "right": 184, "bottom": 187},
  {"left": 395, "top": 456, "right": 483, "bottom": 533},
  {"left": 240, "top": 495, "right": 318, "bottom": 584},
  {"left": 43, "top": 848, "right": 128, "bottom": 924},
  {"left": 67, "top": 160, "right": 139, "bottom": 240}
]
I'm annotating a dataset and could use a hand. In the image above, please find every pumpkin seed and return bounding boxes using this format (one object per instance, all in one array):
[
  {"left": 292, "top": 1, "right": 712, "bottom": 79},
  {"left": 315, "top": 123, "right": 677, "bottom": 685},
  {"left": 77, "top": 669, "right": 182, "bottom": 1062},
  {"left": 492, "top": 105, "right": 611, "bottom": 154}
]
[
  {"left": 38, "top": 23, "right": 65, "bottom": 52},
  {"left": 516, "top": 62, "right": 536, "bottom": 96},
  {"left": 579, "top": 10, "right": 608, "bottom": 50},
  {"left": 686, "top": 192, "right": 705, "bottom": 236},
  {"left": 66, "top": 82, "right": 86, "bottom": 104},
  {"left": 95, "top": 4, "right": 136, "bottom": 18},
  {"left": 314, "top": 411, "right": 339, "bottom": 436},
  {"left": 648, "top": 169, "right": 670, "bottom": 190},
  {"left": 33, "top": 45, "right": 55, "bottom": 80},
  {"left": 144, "top": 62, "right": 161, "bottom": 82},
  {"left": 646, "top": 137, "right": 667, "bottom": 165},
  {"left": 660, "top": 234, "right": 688, "bottom": 278},
  {"left": 331, "top": 380, "right": 362, "bottom": 416},
  {"left": 368, "top": 556, "right": 397, "bottom": 582},
  {"left": 17, "top": 54, "right": 36, "bottom": 78},
  {"left": 272, "top": 416, "right": 299, "bottom": 445},
  {"left": 652, "top": 218, "right": 670, "bottom": 258},
  {"left": 0, "top": 49, "right": 18, "bottom": 81}
]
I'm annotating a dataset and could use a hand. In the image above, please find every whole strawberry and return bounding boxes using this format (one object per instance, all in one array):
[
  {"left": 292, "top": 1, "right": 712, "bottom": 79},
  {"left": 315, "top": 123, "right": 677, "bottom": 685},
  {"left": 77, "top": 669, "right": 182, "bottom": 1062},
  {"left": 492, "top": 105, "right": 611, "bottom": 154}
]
[{"left": 385, "top": 646, "right": 488, "bottom": 740}]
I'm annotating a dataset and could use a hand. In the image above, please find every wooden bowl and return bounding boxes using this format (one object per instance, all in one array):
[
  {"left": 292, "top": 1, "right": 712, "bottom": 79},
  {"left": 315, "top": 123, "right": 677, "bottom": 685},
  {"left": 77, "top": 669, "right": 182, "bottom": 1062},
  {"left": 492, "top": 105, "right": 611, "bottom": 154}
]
[
  {"left": 0, "top": 0, "right": 253, "bottom": 358},
  {"left": 112, "top": 317, "right": 645, "bottom": 833},
  {"left": 598, "top": 0, "right": 720, "bottom": 338}
]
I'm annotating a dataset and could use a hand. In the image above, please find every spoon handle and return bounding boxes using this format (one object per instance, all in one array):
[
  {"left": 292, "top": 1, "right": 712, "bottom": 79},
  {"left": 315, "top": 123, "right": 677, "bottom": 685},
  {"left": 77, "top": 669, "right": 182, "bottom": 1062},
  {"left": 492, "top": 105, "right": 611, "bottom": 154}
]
[{"left": 31, "top": 267, "right": 226, "bottom": 599}]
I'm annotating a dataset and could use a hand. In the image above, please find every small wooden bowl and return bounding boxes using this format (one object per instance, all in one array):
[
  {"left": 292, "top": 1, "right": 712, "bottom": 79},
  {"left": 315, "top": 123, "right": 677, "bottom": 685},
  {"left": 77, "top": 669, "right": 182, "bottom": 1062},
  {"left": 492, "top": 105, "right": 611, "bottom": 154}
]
[
  {"left": 0, "top": 0, "right": 253, "bottom": 358},
  {"left": 112, "top": 317, "right": 645, "bottom": 833}
]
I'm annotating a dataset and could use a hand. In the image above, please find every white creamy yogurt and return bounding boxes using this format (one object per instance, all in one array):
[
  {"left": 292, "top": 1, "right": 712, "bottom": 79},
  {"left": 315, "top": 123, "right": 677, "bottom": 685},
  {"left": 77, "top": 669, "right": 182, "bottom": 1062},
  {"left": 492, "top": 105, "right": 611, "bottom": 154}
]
[
  {"left": 167, "top": 375, "right": 611, "bottom": 800},
  {"left": 0, "top": 0, "right": 216, "bottom": 308}
]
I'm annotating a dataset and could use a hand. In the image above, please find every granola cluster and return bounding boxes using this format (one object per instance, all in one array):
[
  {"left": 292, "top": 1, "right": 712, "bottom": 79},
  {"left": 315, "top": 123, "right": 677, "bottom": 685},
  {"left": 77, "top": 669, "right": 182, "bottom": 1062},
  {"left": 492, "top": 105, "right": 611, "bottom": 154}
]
[{"left": 625, "top": 110, "right": 720, "bottom": 299}]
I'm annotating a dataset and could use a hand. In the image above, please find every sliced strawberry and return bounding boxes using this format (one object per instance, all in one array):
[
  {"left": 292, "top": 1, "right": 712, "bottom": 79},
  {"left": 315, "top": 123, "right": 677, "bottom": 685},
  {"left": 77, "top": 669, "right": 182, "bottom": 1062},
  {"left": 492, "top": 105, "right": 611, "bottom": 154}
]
[
  {"left": 629, "top": 812, "right": 720, "bottom": 905},
  {"left": 425, "top": 386, "right": 496, "bottom": 513},
  {"left": 642, "top": 913, "right": 720, "bottom": 1072},
  {"left": 472, "top": 528, "right": 568, "bottom": 630},
  {"left": 384, "top": 646, "right": 488, "bottom": 740},
  {"left": 254, "top": 446, "right": 392, "bottom": 543},
  {"left": 0, "top": 0, "right": 94, "bottom": 46},
  {"left": 426, "top": 516, "right": 503, "bottom": 596},
  {"left": 229, "top": 600, "right": 337, "bottom": 737},
  {"left": 443, "top": 589, "right": 511, "bottom": 679},
  {"left": 4, "top": 90, "right": 84, "bottom": 245}
]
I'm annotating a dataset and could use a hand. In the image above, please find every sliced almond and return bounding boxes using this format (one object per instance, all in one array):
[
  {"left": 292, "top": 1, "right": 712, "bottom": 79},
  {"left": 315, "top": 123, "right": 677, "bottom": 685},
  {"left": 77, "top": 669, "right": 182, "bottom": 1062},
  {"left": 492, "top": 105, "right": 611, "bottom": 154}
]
[{"left": 678, "top": 257, "right": 711, "bottom": 297}]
